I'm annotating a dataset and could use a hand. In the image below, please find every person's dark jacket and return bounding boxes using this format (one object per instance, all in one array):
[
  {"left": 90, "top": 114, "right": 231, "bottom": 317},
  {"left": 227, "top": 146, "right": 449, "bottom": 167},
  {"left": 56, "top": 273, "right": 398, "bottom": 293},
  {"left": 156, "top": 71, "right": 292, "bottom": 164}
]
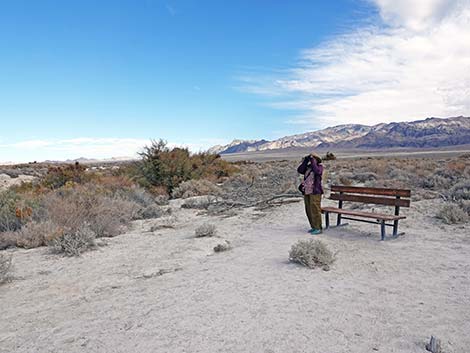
[{"left": 297, "top": 156, "right": 324, "bottom": 195}]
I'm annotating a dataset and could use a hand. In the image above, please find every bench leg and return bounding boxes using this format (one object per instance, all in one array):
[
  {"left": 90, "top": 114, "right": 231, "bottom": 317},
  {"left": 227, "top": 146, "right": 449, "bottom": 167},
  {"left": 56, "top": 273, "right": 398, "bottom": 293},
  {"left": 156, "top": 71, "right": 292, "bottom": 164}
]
[
  {"left": 380, "top": 220, "right": 386, "bottom": 241},
  {"left": 392, "top": 220, "right": 399, "bottom": 236},
  {"left": 325, "top": 212, "right": 330, "bottom": 229},
  {"left": 336, "top": 214, "right": 342, "bottom": 226}
]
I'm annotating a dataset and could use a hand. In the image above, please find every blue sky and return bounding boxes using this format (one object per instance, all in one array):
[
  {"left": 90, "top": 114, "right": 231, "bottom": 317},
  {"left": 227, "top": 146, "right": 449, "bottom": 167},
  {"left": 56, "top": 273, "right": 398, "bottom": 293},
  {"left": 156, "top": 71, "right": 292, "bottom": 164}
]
[{"left": 1, "top": 0, "right": 469, "bottom": 162}]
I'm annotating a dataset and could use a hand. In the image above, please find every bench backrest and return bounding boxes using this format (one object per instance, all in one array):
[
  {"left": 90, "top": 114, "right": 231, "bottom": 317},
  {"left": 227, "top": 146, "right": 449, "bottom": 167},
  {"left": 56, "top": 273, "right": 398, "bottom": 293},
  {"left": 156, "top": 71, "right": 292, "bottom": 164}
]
[{"left": 330, "top": 185, "right": 411, "bottom": 208}]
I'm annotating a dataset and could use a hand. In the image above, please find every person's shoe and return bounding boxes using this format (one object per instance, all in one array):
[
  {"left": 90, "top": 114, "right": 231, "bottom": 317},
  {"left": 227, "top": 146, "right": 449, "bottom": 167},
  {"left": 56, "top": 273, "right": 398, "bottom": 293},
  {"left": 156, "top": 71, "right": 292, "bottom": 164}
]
[{"left": 309, "top": 228, "right": 322, "bottom": 235}]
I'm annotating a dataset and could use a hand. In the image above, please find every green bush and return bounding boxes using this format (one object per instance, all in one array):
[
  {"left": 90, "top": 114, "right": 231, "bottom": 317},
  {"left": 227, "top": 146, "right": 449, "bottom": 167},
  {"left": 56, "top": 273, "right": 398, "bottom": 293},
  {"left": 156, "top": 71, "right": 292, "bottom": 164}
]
[
  {"left": 137, "top": 139, "right": 237, "bottom": 193},
  {"left": 0, "top": 190, "right": 21, "bottom": 232},
  {"left": 323, "top": 151, "right": 336, "bottom": 161}
]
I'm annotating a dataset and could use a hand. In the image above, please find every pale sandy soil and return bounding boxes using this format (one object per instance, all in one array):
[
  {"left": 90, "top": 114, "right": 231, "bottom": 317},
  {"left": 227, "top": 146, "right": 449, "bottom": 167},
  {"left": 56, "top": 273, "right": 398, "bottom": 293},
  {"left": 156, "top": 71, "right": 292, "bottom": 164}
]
[
  {"left": 1, "top": 198, "right": 469, "bottom": 353},
  {"left": 0, "top": 174, "right": 36, "bottom": 190}
]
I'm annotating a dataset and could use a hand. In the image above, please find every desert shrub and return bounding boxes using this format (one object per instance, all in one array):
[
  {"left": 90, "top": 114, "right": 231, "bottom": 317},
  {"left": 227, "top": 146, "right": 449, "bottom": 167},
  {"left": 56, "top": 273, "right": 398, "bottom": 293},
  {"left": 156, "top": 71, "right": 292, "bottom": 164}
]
[
  {"left": 114, "top": 186, "right": 167, "bottom": 219},
  {"left": 15, "top": 221, "right": 61, "bottom": 249},
  {"left": 136, "top": 204, "right": 165, "bottom": 219},
  {"left": 48, "top": 225, "right": 96, "bottom": 256},
  {"left": 420, "top": 175, "right": 452, "bottom": 189},
  {"left": 182, "top": 196, "right": 218, "bottom": 209},
  {"left": 339, "top": 174, "right": 353, "bottom": 186},
  {"left": 0, "top": 231, "right": 19, "bottom": 250},
  {"left": 448, "top": 179, "right": 470, "bottom": 201},
  {"left": 214, "top": 241, "right": 231, "bottom": 252},
  {"left": 154, "top": 195, "right": 170, "bottom": 205},
  {"left": 42, "top": 163, "right": 90, "bottom": 189},
  {"left": 150, "top": 214, "right": 177, "bottom": 231},
  {"left": 137, "top": 139, "right": 237, "bottom": 193},
  {"left": 458, "top": 200, "right": 470, "bottom": 215},
  {"left": 289, "top": 239, "right": 335, "bottom": 269},
  {"left": 323, "top": 151, "right": 336, "bottom": 161},
  {"left": 0, "top": 253, "right": 13, "bottom": 284},
  {"left": 353, "top": 172, "right": 378, "bottom": 183},
  {"left": 43, "top": 186, "right": 138, "bottom": 237},
  {"left": 0, "top": 190, "right": 21, "bottom": 232},
  {"left": 195, "top": 223, "right": 217, "bottom": 237},
  {"left": 172, "top": 179, "right": 222, "bottom": 199},
  {"left": 436, "top": 203, "right": 469, "bottom": 224}
]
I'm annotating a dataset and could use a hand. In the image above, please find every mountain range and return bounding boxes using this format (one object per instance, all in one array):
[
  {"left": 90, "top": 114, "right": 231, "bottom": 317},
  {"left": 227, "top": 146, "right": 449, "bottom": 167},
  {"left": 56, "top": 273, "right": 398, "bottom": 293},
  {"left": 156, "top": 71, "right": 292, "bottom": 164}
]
[{"left": 208, "top": 116, "right": 470, "bottom": 154}]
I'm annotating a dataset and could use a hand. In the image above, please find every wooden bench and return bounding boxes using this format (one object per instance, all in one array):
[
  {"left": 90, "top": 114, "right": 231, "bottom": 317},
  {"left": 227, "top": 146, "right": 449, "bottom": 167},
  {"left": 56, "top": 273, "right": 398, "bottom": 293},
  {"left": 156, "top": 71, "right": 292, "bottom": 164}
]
[{"left": 321, "top": 185, "right": 411, "bottom": 240}]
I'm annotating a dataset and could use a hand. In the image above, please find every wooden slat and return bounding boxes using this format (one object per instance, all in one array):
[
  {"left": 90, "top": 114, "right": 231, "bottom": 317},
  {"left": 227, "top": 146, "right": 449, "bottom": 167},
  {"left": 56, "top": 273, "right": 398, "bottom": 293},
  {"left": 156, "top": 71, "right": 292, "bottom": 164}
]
[
  {"left": 331, "top": 185, "right": 411, "bottom": 197},
  {"left": 330, "top": 193, "right": 411, "bottom": 207},
  {"left": 321, "top": 207, "right": 406, "bottom": 221}
]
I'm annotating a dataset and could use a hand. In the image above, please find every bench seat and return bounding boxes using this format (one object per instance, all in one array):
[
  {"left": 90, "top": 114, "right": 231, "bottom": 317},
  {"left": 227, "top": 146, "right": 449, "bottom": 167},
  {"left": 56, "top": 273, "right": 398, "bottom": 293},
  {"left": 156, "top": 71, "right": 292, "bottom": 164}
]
[{"left": 321, "top": 207, "right": 406, "bottom": 221}]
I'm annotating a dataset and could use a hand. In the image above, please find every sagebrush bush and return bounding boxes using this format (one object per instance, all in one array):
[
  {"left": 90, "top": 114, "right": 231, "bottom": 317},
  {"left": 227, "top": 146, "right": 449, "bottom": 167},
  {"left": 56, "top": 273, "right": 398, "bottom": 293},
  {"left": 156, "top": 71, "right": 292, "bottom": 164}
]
[
  {"left": 458, "top": 200, "right": 470, "bottom": 215},
  {"left": 0, "top": 190, "right": 21, "bottom": 232},
  {"left": 195, "top": 223, "right": 217, "bottom": 237},
  {"left": 15, "top": 221, "right": 61, "bottom": 249},
  {"left": 448, "top": 179, "right": 470, "bottom": 201},
  {"left": 48, "top": 225, "right": 96, "bottom": 256},
  {"left": 436, "top": 203, "right": 469, "bottom": 224},
  {"left": 0, "top": 231, "right": 18, "bottom": 250},
  {"left": 353, "top": 172, "right": 378, "bottom": 183},
  {"left": 0, "top": 253, "right": 13, "bottom": 284},
  {"left": 43, "top": 186, "right": 138, "bottom": 237},
  {"left": 182, "top": 196, "right": 218, "bottom": 209},
  {"left": 289, "top": 239, "right": 335, "bottom": 269},
  {"left": 171, "top": 179, "right": 222, "bottom": 199}
]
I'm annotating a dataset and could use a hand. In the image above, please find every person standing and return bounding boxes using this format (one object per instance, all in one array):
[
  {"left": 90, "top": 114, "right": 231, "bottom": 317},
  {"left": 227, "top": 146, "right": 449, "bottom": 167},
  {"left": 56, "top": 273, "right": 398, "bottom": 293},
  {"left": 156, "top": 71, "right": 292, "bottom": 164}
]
[{"left": 297, "top": 153, "right": 324, "bottom": 234}]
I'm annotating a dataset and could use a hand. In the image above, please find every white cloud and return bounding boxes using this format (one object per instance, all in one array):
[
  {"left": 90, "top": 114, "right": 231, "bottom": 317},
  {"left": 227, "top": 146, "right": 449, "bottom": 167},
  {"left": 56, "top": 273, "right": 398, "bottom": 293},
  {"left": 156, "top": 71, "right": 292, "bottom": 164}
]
[
  {"left": 244, "top": 0, "right": 470, "bottom": 127},
  {"left": 373, "top": 0, "right": 457, "bottom": 31}
]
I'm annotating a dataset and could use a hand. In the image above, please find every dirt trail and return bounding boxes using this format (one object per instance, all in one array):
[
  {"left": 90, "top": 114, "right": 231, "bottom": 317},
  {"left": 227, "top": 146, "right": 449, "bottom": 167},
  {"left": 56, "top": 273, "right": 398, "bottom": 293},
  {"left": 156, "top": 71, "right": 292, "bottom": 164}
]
[{"left": 1, "top": 199, "right": 469, "bottom": 353}]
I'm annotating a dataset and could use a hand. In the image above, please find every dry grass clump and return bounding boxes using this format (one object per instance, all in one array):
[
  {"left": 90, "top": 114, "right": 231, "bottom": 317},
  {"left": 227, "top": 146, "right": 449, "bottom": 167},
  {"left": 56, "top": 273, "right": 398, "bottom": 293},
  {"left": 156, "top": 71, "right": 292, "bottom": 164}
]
[
  {"left": 214, "top": 240, "right": 231, "bottom": 252},
  {"left": 182, "top": 196, "right": 218, "bottom": 209},
  {"left": 195, "top": 223, "right": 217, "bottom": 237},
  {"left": 289, "top": 239, "right": 335, "bottom": 269},
  {"left": 48, "top": 225, "right": 96, "bottom": 256},
  {"left": 436, "top": 203, "right": 469, "bottom": 224},
  {"left": 15, "top": 221, "right": 61, "bottom": 249},
  {"left": 171, "top": 179, "right": 222, "bottom": 199},
  {"left": 0, "top": 232, "right": 18, "bottom": 250},
  {"left": 44, "top": 187, "right": 138, "bottom": 238},
  {"left": 0, "top": 253, "right": 13, "bottom": 284}
]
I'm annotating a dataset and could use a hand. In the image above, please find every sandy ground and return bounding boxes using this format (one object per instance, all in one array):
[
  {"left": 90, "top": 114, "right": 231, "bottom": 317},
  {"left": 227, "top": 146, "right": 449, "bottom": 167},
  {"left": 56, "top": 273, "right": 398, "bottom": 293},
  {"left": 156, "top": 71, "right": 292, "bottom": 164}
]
[{"left": 1, "top": 197, "right": 469, "bottom": 353}]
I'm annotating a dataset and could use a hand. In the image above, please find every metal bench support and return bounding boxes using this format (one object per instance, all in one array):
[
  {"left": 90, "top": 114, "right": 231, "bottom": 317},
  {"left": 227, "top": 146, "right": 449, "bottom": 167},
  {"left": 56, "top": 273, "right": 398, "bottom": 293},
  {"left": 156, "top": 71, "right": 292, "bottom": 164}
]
[
  {"left": 392, "top": 196, "right": 401, "bottom": 236},
  {"left": 336, "top": 193, "right": 343, "bottom": 226}
]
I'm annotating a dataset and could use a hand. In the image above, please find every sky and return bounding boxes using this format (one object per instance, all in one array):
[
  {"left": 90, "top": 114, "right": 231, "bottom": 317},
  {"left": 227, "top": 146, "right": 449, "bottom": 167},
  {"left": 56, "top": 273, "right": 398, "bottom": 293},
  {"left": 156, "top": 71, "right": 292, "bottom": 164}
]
[{"left": 0, "top": 0, "right": 469, "bottom": 162}]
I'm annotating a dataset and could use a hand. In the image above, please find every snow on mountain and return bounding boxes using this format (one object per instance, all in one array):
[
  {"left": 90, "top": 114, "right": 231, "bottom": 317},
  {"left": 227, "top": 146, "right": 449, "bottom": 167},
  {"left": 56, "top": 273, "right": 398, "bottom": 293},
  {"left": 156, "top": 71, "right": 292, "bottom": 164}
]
[{"left": 211, "top": 116, "right": 470, "bottom": 154}]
